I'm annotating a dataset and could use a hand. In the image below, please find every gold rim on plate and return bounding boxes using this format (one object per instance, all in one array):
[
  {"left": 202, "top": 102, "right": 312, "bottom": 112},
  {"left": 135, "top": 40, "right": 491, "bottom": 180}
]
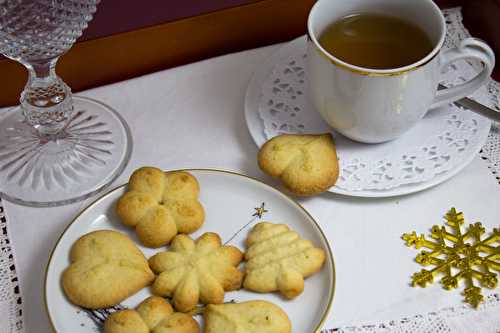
[{"left": 43, "top": 168, "right": 336, "bottom": 333}]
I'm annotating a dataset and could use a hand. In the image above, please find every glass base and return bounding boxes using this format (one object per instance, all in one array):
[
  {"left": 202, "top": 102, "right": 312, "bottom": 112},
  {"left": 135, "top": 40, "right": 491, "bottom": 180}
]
[{"left": 0, "top": 96, "right": 132, "bottom": 207}]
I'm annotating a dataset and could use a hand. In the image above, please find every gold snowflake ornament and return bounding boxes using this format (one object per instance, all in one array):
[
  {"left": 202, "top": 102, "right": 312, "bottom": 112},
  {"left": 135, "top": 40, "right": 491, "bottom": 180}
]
[{"left": 402, "top": 208, "right": 499, "bottom": 308}]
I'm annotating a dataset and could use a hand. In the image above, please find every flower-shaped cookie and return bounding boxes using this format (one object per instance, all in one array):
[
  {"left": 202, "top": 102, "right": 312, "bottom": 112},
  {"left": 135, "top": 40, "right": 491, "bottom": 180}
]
[
  {"left": 257, "top": 133, "right": 339, "bottom": 196},
  {"left": 62, "top": 230, "right": 155, "bottom": 309},
  {"left": 149, "top": 232, "right": 243, "bottom": 312},
  {"left": 204, "top": 300, "right": 291, "bottom": 333},
  {"left": 116, "top": 167, "right": 205, "bottom": 248},
  {"left": 243, "top": 222, "right": 326, "bottom": 298},
  {"left": 104, "top": 296, "right": 200, "bottom": 333}
]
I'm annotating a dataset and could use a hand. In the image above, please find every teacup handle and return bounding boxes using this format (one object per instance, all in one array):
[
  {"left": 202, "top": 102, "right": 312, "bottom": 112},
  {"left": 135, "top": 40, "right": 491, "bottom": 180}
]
[{"left": 431, "top": 38, "right": 495, "bottom": 109}]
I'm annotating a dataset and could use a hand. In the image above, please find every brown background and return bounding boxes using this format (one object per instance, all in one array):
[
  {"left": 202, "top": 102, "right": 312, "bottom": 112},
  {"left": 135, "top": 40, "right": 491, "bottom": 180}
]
[{"left": 1, "top": 0, "right": 498, "bottom": 107}]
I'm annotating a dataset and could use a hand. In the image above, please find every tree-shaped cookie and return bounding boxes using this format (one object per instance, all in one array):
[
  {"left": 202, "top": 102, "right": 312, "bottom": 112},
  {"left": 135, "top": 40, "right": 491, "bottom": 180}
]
[
  {"left": 149, "top": 232, "right": 243, "bottom": 312},
  {"left": 243, "top": 222, "right": 326, "bottom": 298},
  {"left": 204, "top": 300, "right": 291, "bottom": 333},
  {"left": 62, "top": 230, "right": 155, "bottom": 309},
  {"left": 104, "top": 296, "right": 200, "bottom": 333},
  {"left": 116, "top": 167, "right": 205, "bottom": 248},
  {"left": 258, "top": 133, "right": 339, "bottom": 196}
]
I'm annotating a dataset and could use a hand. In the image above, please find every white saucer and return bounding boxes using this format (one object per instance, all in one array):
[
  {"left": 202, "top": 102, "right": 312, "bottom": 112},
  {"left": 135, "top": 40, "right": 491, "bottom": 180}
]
[{"left": 245, "top": 36, "right": 491, "bottom": 198}]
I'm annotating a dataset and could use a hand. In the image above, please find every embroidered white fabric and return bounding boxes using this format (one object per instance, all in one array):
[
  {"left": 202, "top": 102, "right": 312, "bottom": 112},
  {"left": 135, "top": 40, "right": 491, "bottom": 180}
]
[
  {"left": 323, "top": 294, "right": 500, "bottom": 333},
  {"left": 0, "top": 7, "right": 497, "bottom": 333},
  {"left": 258, "top": 7, "right": 500, "bottom": 192},
  {"left": 0, "top": 199, "right": 23, "bottom": 333}
]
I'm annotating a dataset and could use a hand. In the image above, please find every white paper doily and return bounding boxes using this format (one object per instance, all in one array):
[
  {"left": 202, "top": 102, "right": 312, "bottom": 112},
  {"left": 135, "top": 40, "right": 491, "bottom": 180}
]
[{"left": 245, "top": 36, "right": 491, "bottom": 197}]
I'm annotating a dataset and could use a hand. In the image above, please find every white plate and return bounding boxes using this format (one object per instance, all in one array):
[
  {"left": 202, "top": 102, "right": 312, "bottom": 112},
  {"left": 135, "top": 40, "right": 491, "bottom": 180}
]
[
  {"left": 45, "top": 169, "right": 335, "bottom": 332},
  {"left": 245, "top": 36, "right": 491, "bottom": 198}
]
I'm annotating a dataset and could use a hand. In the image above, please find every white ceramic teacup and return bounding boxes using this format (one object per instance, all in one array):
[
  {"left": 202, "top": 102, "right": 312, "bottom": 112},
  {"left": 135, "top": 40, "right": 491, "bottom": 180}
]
[{"left": 307, "top": 0, "right": 495, "bottom": 143}]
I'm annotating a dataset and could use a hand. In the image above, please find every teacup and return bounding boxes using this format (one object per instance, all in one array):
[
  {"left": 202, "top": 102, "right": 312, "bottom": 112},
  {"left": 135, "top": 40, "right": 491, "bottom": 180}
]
[{"left": 307, "top": 0, "right": 495, "bottom": 143}]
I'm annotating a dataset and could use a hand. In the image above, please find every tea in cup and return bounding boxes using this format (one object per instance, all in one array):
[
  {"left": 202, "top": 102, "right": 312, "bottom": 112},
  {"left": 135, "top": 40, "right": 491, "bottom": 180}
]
[{"left": 307, "top": 0, "right": 495, "bottom": 143}]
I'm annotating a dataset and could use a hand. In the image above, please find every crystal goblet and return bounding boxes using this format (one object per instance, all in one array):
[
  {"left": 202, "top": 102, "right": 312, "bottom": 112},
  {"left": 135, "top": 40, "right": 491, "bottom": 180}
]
[{"left": 0, "top": 0, "right": 132, "bottom": 206}]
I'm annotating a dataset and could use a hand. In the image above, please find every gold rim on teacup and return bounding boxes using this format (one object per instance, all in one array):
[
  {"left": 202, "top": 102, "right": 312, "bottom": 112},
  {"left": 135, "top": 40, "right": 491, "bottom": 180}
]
[
  {"left": 306, "top": 32, "right": 440, "bottom": 77},
  {"left": 306, "top": 0, "right": 446, "bottom": 77}
]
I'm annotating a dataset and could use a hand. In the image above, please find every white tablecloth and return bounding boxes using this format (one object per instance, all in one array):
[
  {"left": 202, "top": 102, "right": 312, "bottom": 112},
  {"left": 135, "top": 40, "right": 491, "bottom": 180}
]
[{"left": 3, "top": 43, "right": 500, "bottom": 333}]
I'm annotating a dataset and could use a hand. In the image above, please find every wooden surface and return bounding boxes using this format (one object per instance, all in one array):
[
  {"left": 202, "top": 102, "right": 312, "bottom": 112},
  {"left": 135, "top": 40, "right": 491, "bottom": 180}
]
[
  {"left": 79, "top": 0, "right": 260, "bottom": 41},
  {"left": 0, "top": 0, "right": 314, "bottom": 107},
  {"left": 462, "top": 0, "right": 500, "bottom": 82},
  {"left": 1, "top": 0, "right": 498, "bottom": 107}
]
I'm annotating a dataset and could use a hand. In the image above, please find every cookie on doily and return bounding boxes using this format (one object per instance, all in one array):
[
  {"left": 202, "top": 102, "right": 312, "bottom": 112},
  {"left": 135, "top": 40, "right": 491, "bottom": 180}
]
[
  {"left": 104, "top": 296, "right": 200, "bottom": 333},
  {"left": 149, "top": 232, "right": 243, "bottom": 312},
  {"left": 116, "top": 167, "right": 205, "bottom": 248},
  {"left": 258, "top": 133, "right": 339, "bottom": 196},
  {"left": 243, "top": 222, "right": 326, "bottom": 298}
]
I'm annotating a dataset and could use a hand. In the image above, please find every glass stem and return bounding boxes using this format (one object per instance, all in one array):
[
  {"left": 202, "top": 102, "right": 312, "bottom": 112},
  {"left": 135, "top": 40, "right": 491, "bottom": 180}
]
[{"left": 20, "top": 58, "right": 74, "bottom": 135}]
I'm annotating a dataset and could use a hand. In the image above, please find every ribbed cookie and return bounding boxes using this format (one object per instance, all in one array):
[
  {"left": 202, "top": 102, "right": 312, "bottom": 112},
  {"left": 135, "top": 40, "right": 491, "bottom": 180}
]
[
  {"left": 116, "top": 167, "right": 205, "bottom": 248},
  {"left": 243, "top": 222, "right": 325, "bottom": 298},
  {"left": 258, "top": 133, "right": 339, "bottom": 196},
  {"left": 62, "top": 230, "right": 155, "bottom": 309},
  {"left": 149, "top": 232, "right": 243, "bottom": 312},
  {"left": 104, "top": 296, "right": 200, "bottom": 333},
  {"left": 204, "top": 300, "right": 291, "bottom": 333}
]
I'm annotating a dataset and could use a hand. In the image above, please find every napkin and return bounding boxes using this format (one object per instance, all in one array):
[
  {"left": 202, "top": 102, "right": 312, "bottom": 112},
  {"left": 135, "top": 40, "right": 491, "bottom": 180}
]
[
  {"left": 0, "top": 198, "right": 23, "bottom": 333},
  {"left": 324, "top": 294, "right": 500, "bottom": 333}
]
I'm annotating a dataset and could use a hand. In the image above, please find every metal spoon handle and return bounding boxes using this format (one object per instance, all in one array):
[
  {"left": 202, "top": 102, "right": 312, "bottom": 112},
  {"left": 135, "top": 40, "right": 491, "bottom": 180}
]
[{"left": 438, "top": 84, "right": 500, "bottom": 122}]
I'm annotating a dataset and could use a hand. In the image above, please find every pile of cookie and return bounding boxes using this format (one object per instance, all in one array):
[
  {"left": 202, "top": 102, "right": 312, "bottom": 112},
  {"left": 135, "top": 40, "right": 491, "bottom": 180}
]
[{"left": 62, "top": 167, "right": 326, "bottom": 333}]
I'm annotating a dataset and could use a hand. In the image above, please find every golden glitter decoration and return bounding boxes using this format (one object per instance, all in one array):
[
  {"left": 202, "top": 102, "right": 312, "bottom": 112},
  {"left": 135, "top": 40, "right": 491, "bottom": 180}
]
[
  {"left": 252, "top": 202, "right": 268, "bottom": 219},
  {"left": 402, "top": 207, "right": 499, "bottom": 308}
]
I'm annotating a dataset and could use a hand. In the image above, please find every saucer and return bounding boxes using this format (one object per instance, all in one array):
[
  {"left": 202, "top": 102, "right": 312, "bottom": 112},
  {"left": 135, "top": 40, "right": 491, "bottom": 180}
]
[{"left": 245, "top": 36, "right": 491, "bottom": 197}]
